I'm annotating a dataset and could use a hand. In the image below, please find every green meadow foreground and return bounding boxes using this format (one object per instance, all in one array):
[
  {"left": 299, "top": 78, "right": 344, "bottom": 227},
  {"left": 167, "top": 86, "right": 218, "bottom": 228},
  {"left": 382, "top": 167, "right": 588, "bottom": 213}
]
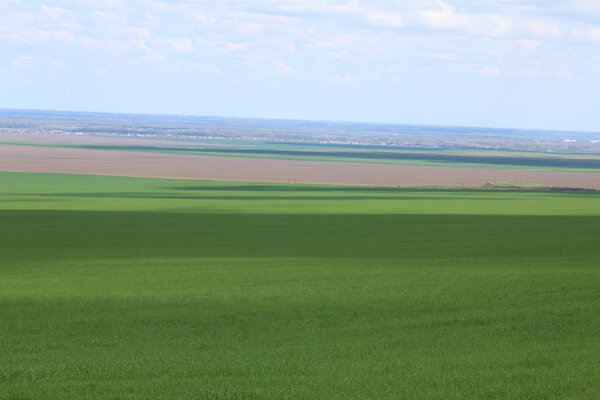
[{"left": 1, "top": 172, "right": 600, "bottom": 399}]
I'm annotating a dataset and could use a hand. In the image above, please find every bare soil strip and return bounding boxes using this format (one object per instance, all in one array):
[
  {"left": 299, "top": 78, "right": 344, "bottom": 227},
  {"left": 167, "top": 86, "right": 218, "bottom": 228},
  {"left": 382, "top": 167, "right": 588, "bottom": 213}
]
[{"left": 1, "top": 144, "right": 599, "bottom": 188}]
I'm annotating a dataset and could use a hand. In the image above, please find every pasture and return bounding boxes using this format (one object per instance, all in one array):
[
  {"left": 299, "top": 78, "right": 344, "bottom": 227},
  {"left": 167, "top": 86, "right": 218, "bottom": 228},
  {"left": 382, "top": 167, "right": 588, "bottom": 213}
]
[{"left": 1, "top": 171, "right": 600, "bottom": 399}]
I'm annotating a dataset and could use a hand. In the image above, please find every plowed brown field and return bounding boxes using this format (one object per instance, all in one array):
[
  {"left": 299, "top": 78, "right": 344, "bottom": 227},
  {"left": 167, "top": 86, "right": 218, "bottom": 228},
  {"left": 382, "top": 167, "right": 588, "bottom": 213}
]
[{"left": 2, "top": 144, "right": 599, "bottom": 188}]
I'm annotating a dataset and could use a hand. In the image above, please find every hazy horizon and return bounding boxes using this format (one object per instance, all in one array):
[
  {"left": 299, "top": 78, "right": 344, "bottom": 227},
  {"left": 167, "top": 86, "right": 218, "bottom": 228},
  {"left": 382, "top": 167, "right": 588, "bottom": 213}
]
[{"left": 4, "top": 107, "right": 600, "bottom": 136}]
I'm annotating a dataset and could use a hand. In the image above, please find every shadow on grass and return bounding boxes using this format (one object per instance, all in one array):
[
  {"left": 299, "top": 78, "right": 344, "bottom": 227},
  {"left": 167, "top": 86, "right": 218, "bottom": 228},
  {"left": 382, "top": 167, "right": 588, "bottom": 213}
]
[
  {"left": 75, "top": 144, "right": 600, "bottom": 170},
  {"left": 3, "top": 210, "right": 600, "bottom": 263},
  {"left": 24, "top": 192, "right": 509, "bottom": 201},
  {"left": 169, "top": 185, "right": 486, "bottom": 193},
  {"left": 168, "top": 184, "right": 600, "bottom": 196}
]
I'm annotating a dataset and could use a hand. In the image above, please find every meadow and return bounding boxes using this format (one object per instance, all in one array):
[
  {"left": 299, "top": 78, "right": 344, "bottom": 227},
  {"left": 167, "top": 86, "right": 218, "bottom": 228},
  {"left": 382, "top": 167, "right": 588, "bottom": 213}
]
[{"left": 2, "top": 171, "right": 600, "bottom": 399}]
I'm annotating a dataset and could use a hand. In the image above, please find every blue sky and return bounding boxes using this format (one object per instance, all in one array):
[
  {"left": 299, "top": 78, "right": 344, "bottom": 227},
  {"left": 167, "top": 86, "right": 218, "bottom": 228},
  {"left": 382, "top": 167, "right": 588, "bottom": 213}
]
[{"left": 1, "top": 0, "right": 600, "bottom": 131}]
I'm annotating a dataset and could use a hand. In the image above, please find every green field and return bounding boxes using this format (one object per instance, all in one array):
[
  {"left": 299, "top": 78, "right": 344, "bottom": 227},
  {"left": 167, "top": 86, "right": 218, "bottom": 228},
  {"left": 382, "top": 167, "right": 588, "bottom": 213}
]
[{"left": 2, "top": 172, "right": 600, "bottom": 399}]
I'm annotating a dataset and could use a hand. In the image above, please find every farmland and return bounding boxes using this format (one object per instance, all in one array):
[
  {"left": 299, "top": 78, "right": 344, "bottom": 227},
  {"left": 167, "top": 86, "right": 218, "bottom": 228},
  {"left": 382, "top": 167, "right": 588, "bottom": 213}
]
[
  {"left": 2, "top": 143, "right": 600, "bottom": 189},
  {"left": 2, "top": 171, "right": 600, "bottom": 399},
  {"left": 2, "top": 110, "right": 599, "bottom": 189},
  {"left": 4, "top": 140, "right": 600, "bottom": 171}
]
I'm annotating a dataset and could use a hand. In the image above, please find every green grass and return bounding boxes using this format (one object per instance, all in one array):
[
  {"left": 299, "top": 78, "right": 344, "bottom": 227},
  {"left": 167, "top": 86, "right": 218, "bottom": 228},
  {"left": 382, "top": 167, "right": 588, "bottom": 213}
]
[{"left": 2, "top": 171, "right": 600, "bottom": 399}]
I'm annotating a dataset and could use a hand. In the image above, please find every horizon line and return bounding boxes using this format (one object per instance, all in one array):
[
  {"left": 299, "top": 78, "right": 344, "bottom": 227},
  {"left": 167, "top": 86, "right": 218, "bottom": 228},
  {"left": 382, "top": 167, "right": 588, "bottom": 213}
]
[{"left": 1, "top": 107, "right": 599, "bottom": 136}]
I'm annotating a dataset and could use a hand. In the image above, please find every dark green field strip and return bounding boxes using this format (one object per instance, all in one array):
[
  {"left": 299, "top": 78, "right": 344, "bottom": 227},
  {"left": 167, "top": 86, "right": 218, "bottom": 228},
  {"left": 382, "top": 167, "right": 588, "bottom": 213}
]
[
  {"left": 20, "top": 192, "right": 502, "bottom": 202},
  {"left": 3, "top": 210, "right": 600, "bottom": 264},
  {"left": 71, "top": 144, "right": 600, "bottom": 170},
  {"left": 264, "top": 141, "right": 452, "bottom": 151},
  {"left": 0, "top": 140, "right": 55, "bottom": 146}
]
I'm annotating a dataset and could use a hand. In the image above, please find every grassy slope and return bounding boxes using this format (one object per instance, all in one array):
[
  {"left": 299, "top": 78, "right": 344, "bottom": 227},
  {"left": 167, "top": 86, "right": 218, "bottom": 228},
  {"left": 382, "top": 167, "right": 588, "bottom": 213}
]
[{"left": 1, "top": 172, "right": 600, "bottom": 399}]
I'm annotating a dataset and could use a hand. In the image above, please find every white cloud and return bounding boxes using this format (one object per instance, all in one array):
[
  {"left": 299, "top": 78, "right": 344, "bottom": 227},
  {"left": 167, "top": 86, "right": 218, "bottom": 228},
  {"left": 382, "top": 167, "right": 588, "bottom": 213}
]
[
  {"left": 225, "top": 42, "right": 253, "bottom": 51},
  {"left": 145, "top": 52, "right": 165, "bottom": 63},
  {"left": 80, "top": 0, "right": 127, "bottom": 9},
  {"left": 431, "top": 53, "right": 459, "bottom": 60},
  {"left": 367, "top": 12, "right": 405, "bottom": 28},
  {"left": 11, "top": 55, "right": 34, "bottom": 67},
  {"left": 525, "top": 20, "right": 561, "bottom": 38},
  {"left": 79, "top": 36, "right": 152, "bottom": 52},
  {"left": 234, "top": 21, "right": 265, "bottom": 34},
  {"left": 168, "top": 38, "right": 194, "bottom": 52},
  {"left": 190, "top": 12, "right": 216, "bottom": 24},
  {"left": 274, "top": 61, "right": 295, "bottom": 76},
  {"left": 0, "top": 28, "right": 77, "bottom": 44},
  {"left": 131, "top": 27, "right": 152, "bottom": 39},
  {"left": 515, "top": 39, "right": 541, "bottom": 51},
  {"left": 481, "top": 65, "right": 500, "bottom": 76},
  {"left": 555, "top": 71, "right": 573, "bottom": 79},
  {"left": 572, "top": 0, "right": 600, "bottom": 12},
  {"left": 40, "top": 5, "right": 70, "bottom": 20},
  {"left": 268, "top": 1, "right": 362, "bottom": 18},
  {"left": 572, "top": 26, "right": 600, "bottom": 42},
  {"left": 280, "top": 42, "right": 296, "bottom": 53},
  {"left": 10, "top": 54, "right": 65, "bottom": 70},
  {"left": 0, "top": 0, "right": 598, "bottom": 95},
  {"left": 327, "top": 73, "right": 358, "bottom": 83},
  {"left": 421, "top": 2, "right": 512, "bottom": 37},
  {"left": 420, "top": 1, "right": 562, "bottom": 38}
]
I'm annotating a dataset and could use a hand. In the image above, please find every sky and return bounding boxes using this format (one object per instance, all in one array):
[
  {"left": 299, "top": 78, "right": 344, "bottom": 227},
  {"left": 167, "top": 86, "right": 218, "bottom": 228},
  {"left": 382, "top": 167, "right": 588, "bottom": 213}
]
[{"left": 1, "top": 0, "right": 600, "bottom": 132}]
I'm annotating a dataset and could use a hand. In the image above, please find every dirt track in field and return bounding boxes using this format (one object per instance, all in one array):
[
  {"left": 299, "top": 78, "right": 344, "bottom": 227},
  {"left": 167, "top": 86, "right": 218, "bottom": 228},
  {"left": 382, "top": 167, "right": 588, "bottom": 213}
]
[{"left": 1, "top": 144, "right": 599, "bottom": 188}]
